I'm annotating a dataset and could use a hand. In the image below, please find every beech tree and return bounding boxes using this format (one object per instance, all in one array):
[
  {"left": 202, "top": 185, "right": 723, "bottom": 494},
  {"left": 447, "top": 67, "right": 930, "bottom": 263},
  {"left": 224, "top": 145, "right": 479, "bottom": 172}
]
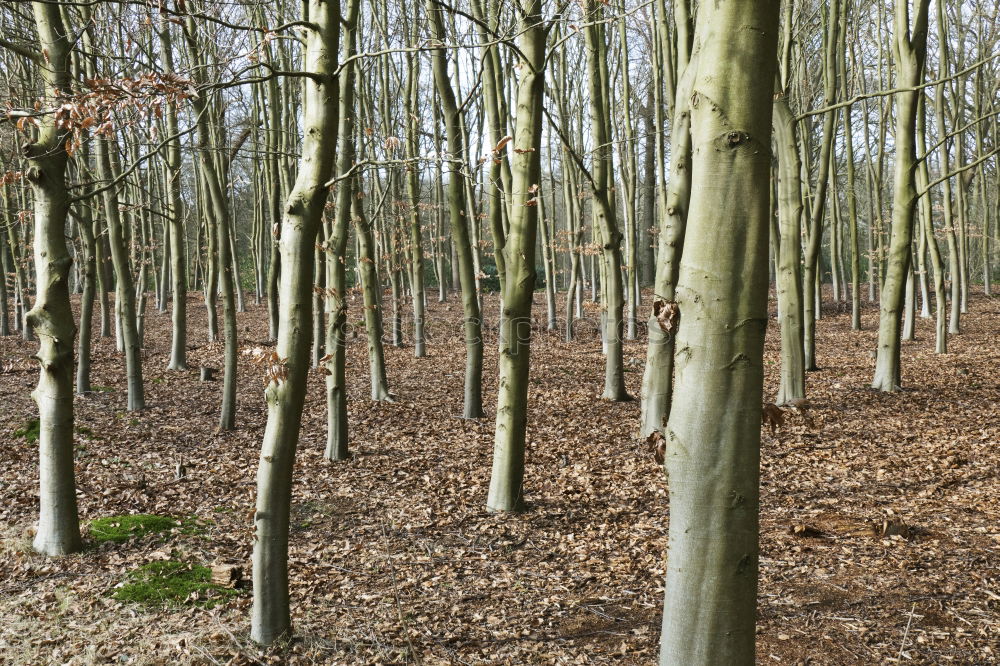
[
  {"left": 657, "top": 0, "right": 779, "bottom": 662},
  {"left": 485, "top": 0, "right": 547, "bottom": 513},
  {"left": 871, "top": 0, "right": 932, "bottom": 392},
  {"left": 251, "top": 0, "right": 343, "bottom": 645},
  {"left": 20, "top": 0, "right": 83, "bottom": 557}
]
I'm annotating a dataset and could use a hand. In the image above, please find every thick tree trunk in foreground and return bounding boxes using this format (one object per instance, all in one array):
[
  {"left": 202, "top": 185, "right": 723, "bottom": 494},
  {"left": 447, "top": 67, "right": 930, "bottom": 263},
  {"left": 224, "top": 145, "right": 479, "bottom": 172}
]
[
  {"left": 25, "top": 0, "right": 82, "bottom": 557},
  {"left": 251, "top": 0, "right": 340, "bottom": 646},
  {"left": 658, "top": 0, "right": 778, "bottom": 662}
]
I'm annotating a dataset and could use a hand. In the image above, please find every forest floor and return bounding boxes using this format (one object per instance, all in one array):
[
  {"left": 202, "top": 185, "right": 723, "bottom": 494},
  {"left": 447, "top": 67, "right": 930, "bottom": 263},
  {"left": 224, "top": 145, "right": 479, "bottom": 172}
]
[{"left": 1, "top": 288, "right": 998, "bottom": 665}]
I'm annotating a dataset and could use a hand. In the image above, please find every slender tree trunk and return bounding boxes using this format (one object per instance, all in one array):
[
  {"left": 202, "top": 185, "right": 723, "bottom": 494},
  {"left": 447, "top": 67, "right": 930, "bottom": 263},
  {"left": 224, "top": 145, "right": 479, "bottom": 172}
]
[
  {"left": 639, "top": 0, "right": 693, "bottom": 438},
  {"left": 426, "top": 0, "right": 484, "bottom": 418},
  {"left": 773, "top": 92, "right": 806, "bottom": 405},
  {"left": 802, "top": 0, "right": 841, "bottom": 371},
  {"left": 871, "top": 0, "right": 931, "bottom": 392},
  {"left": 353, "top": 194, "right": 393, "bottom": 401},
  {"left": 251, "top": 0, "right": 340, "bottom": 646},
  {"left": 485, "top": 0, "right": 546, "bottom": 513},
  {"left": 96, "top": 138, "right": 145, "bottom": 411},
  {"left": 404, "top": 49, "right": 427, "bottom": 358},
  {"left": 584, "top": 0, "right": 629, "bottom": 402},
  {"left": 74, "top": 198, "right": 97, "bottom": 394},
  {"left": 916, "top": 96, "right": 948, "bottom": 353}
]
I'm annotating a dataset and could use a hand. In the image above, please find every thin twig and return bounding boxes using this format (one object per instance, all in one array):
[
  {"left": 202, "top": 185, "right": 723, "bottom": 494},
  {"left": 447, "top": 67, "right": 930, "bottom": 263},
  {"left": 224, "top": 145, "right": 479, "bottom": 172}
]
[{"left": 896, "top": 603, "right": 917, "bottom": 662}]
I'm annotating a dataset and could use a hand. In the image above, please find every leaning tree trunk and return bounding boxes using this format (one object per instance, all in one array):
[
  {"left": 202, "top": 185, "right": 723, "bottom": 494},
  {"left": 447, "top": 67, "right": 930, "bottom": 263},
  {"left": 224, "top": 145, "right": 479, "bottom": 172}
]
[
  {"left": 871, "top": 0, "right": 931, "bottom": 392},
  {"left": 183, "top": 13, "right": 237, "bottom": 429},
  {"left": 426, "top": 0, "right": 484, "bottom": 419},
  {"left": 658, "top": 0, "right": 779, "bottom": 662},
  {"left": 23, "top": 0, "right": 82, "bottom": 557},
  {"left": 251, "top": 0, "right": 341, "bottom": 646}
]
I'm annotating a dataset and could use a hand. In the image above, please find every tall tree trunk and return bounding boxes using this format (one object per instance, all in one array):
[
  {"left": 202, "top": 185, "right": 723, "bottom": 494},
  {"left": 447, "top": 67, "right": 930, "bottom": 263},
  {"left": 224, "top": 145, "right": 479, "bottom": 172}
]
[
  {"left": 24, "top": 0, "right": 82, "bottom": 557},
  {"left": 916, "top": 96, "right": 948, "bottom": 353},
  {"left": 353, "top": 194, "right": 393, "bottom": 401},
  {"left": 251, "top": 0, "right": 341, "bottom": 646},
  {"left": 584, "top": 0, "right": 629, "bottom": 402},
  {"left": 96, "top": 138, "right": 145, "bottom": 411},
  {"left": 639, "top": 0, "right": 693, "bottom": 438},
  {"left": 404, "top": 47, "right": 427, "bottom": 358},
  {"left": 773, "top": 92, "right": 806, "bottom": 405},
  {"left": 485, "top": 0, "right": 546, "bottom": 513},
  {"left": 871, "top": 0, "right": 931, "bottom": 392},
  {"left": 802, "top": 0, "right": 841, "bottom": 371},
  {"left": 659, "top": 1, "right": 779, "bottom": 661},
  {"left": 426, "top": 0, "right": 484, "bottom": 418}
]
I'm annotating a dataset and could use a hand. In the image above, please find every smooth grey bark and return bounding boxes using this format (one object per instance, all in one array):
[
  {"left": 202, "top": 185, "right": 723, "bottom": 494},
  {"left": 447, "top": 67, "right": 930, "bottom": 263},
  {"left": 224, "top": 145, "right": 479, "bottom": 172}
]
[
  {"left": 403, "top": 48, "right": 426, "bottom": 358},
  {"left": 251, "top": 0, "right": 340, "bottom": 646},
  {"left": 773, "top": 93, "right": 806, "bottom": 405},
  {"left": 916, "top": 96, "right": 948, "bottom": 353},
  {"left": 183, "top": 14, "right": 237, "bottom": 429},
  {"left": 871, "top": 0, "right": 932, "bottom": 392},
  {"left": 23, "top": 0, "right": 82, "bottom": 557},
  {"left": 583, "top": 0, "right": 629, "bottom": 402},
  {"left": 802, "top": 0, "right": 841, "bottom": 371},
  {"left": 426, "top": 0, "right": 484, "bottom": 418},
  {"left": 639, "top": 0, "right": 692, "bottom": 438},
  {"left": 323, "top": 8, "right": 356, "bottom": 463},
  {"left": 159, "top": 18, "right": 188, "bottom": 370},
  {"left": 95, "top": 138, "right": 145, "bottom": 411},
  {"left": 352, "top": 194, "right": 393, "bottom": 401},
  {"left": 73, "top": 202, "right": 96, "bottom": 394},
  {"left": 485, "top": 0, "right": 546, "bottom": 513},
  {"left": 658, "top": 0, "right": 779, "bottom": 662}
]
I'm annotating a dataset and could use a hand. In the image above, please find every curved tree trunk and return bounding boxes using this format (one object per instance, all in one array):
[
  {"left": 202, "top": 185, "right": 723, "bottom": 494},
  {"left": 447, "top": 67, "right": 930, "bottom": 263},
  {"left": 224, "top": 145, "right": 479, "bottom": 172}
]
[{"left": 251, "top": 0, "right": 341, "bottom": 646}]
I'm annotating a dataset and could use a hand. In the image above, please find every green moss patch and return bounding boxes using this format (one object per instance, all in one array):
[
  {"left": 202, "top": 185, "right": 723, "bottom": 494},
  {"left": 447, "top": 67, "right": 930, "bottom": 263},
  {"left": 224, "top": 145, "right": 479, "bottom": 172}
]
[
  {"left": 112, "top": 560, "right": 238, "bottom": 607},
  {"left": 89, "top": 514, "right": 179, "bottom": 543},
  {"left": 13, "top": 418, "right": 40, "bottom": 444}
]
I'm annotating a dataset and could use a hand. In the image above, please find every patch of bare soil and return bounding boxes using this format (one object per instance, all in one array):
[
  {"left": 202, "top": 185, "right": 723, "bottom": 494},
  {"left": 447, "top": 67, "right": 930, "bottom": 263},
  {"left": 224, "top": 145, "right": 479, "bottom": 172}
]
[{"left": 0, "top": 288, "right": 997, "bottom": 664}]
